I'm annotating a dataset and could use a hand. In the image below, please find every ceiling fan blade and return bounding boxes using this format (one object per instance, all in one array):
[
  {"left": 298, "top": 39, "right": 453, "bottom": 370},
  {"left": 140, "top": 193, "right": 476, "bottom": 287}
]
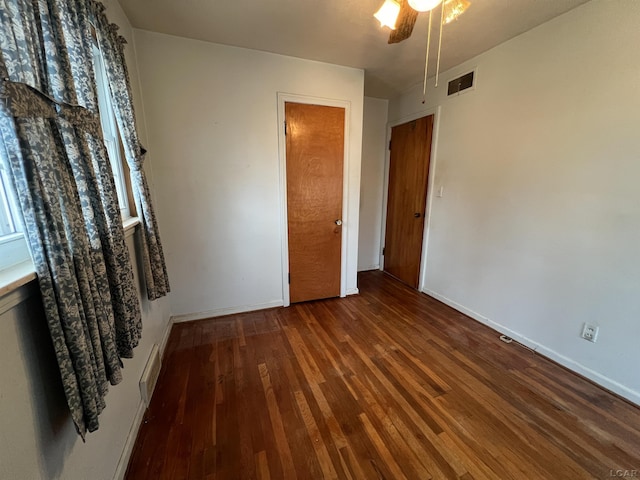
[{"left": 388, "top": 0, "right": 419, "bottom": 44}]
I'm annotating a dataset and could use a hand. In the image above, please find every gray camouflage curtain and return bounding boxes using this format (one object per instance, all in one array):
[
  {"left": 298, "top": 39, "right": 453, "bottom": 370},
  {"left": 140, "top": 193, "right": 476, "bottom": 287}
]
[
  {"left": 91, "top": 3, "right": 170, "bottom": 300},
  {"left": 0, "top": 0, "right": 154, "bottom": 437}
]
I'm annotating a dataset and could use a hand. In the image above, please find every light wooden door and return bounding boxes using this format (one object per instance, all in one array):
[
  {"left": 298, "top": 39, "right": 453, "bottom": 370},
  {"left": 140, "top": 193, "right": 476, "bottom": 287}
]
[
  {"left": 384, "top": 115, "right": 434, "bottom": 288},
  {"left": 286, "top": 102, "right": 345, "bottom": 303}
]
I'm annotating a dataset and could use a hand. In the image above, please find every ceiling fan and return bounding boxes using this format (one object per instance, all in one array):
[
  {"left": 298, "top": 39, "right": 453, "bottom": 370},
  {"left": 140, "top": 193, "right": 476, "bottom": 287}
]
[
  {"left": 375, "top": 0, "right": 471, "bottom": 44},
  {"left": 374, "top": 0, "right": 471, "bottom": 103}
]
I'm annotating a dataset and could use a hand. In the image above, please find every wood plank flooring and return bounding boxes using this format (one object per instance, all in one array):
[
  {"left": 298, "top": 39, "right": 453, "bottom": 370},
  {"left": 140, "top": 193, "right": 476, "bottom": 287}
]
[{"left": 126, "top": 271, "right": 640, "bottom": 479}]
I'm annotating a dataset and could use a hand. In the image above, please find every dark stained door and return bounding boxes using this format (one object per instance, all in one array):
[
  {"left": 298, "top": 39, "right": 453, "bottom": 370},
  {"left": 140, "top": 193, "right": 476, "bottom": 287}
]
[
  {"left": 384, "top": 115, "right": 434, "bottom": 288},
  {"left": 286, "top": 102, "right": 345, "bottom": 303}
]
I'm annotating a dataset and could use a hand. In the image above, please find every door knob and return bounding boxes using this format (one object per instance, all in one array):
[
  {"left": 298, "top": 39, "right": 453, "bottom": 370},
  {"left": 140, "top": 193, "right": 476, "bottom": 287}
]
[
  {"left": 335, "top": 219, "right": 343, "bottom": 226},
  {"left": 414, "top": 213, "right": 421, "bottom": 218}
]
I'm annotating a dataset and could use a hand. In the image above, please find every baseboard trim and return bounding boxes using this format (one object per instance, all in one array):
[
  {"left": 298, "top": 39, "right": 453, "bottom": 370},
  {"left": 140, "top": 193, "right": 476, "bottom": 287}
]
[
  {"left": 346, "top": 288, "right": 360, "bottom": 296},
  {"left": 422, "top": 288, "right": 640, "bottom": 407},
  {"left": 172, "top": 300, "right": 284, "bottom": 323},
  {"left": 113, "top": 315, "right": 175, "bottom": 480},
  {"left": 357, "top": 265, "right": 380, "bottom": 272},
  {"left": 159, "top": 316, "right": 174, "bottom": 360},
  {"left": 113, "top": 399, "right": 146, "bottom": 480}
]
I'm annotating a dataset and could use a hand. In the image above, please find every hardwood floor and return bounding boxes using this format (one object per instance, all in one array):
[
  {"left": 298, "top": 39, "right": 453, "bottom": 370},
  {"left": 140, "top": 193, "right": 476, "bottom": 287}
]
[{"left": 126, "top": 271, "right": 640, "bottom": 479}]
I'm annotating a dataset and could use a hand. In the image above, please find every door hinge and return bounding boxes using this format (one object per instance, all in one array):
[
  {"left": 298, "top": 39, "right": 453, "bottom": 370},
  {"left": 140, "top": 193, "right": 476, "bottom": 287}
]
[
  {"left": 388, "top": 140, "right": 392, "bottom": 150},
  {"left": 284, "top": 121, "right": 287, "bottom": 136},
  {"left": 382, "top": 247, "right": 385, "bottom": 256},
  {"left": 288, "top": 272, "right": 291, "bottom": 284}
]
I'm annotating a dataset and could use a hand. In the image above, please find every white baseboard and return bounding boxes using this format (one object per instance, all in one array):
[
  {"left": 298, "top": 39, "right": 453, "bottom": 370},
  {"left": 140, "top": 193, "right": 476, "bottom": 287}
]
[
  {"left": 346, "top": 288, "right": 360, "bottom": 296},
  {"left": 357, "top": 264, "right": 380, "bottom": 272},
  {"left": 113, "top": 315, "right": 175, "bottom": 480},
  {"left": 422, "top": 288, "right": 640, "bottom": 407},
  {"left": 159, "top": 316, "right": 174, "bottom": 360},
  {"left": 113, "top": 400, "right": 146, "bottom": 480},
  {"left": 171, "top": 300, "right": 284, "bottom": 323}
]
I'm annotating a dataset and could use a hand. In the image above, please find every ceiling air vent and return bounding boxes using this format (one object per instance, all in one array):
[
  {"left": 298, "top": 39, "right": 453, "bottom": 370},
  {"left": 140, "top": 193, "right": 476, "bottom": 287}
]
[{"left": 448, "top": 70, "right": 475, "bottom": 96}]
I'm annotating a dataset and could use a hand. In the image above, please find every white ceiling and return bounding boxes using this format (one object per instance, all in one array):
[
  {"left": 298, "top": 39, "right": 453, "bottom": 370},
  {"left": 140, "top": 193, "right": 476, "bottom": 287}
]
[{"left": 120, "top": 0, "right": 591, "bottom": 99}]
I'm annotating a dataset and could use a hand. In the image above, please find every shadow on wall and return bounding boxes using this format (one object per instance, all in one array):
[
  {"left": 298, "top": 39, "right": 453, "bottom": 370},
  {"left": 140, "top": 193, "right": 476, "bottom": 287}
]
[{"left": 15, "top": 289, "right": 77, "bottom": 478}]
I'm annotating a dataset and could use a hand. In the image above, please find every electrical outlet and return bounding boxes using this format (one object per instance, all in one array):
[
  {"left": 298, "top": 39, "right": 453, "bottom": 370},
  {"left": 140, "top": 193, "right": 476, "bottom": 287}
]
[{"left": 581, "top": 323, "right": 599, "bottom": 343}]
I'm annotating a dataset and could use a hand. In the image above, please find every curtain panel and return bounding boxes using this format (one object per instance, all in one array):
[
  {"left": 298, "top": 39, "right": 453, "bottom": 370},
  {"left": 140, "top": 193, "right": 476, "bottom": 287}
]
[
  {"left": 0, "top": 0, "right": 168, "bottom": 437},
  {"left": 91, "top": 3, "right": 170, "bottom": 301}
]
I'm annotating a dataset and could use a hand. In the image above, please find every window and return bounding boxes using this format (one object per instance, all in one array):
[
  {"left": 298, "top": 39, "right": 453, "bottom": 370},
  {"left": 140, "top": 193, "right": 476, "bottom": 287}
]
[
  {"left": 92, "top": 42, "right": 131, "bottom": 218},
  {"left": 0, "top": 155, "right": 30, "bottom": 272},
  {"left": 0, "top": 162, "right": 19, "bottom": 237},
  {"left": 0, "top": 43, "right": 134, "bottom": 277}
]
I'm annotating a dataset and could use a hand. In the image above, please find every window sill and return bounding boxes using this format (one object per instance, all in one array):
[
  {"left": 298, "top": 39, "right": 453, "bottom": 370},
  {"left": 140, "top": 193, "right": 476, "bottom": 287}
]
[
  {"left": 123, "top": 216, "right": 141, "bottom": 238},
  {"left": 0, "top": 261, "right": 37, "bottom": 315},
  {"left": 0, "top": 217, "right": 141, "bottom": 308},
  {"left": 0, "top": 261, "right": 36, "bottom": 299}
]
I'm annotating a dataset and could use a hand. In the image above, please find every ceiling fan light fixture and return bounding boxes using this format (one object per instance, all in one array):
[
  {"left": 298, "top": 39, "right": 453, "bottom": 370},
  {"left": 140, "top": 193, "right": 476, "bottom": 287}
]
[
  {"left": 407, "top": 0, "right": 443, "bottom": 13},
  {"left": 374, "top": 0, "right": 401, "bottom": 29},
  {"left": 443, "top": 0, "right": 470, "bottom": 24}
]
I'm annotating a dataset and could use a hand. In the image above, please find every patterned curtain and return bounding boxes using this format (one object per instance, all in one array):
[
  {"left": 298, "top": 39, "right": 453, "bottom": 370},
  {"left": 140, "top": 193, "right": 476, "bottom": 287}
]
[
  {"left": 91, "top": 4, "right": 170, "bottom": 301},
  {"left": 0, "top": 0, "right": 144, "bottom": 437}
]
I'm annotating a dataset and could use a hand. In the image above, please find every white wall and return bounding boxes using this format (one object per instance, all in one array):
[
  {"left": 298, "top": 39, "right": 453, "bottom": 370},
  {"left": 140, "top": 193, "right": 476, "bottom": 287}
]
[
  {"left": 358, "top": 97, "right": 388, "bottom": 271},
  {"left": 388, "top": 0, "right": 640, "bottom": 404},
  {"left": 134, "top": 30, "right": 365, "bottom": 318},
  {"left": 0, "top": 1, "right": 172, "bottom": 478}
]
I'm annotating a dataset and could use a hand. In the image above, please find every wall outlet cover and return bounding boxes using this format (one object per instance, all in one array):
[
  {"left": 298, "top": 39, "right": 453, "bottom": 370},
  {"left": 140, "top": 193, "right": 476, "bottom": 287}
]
[{"left": 581, "top": 323, "right": 599, "bottom": 343}]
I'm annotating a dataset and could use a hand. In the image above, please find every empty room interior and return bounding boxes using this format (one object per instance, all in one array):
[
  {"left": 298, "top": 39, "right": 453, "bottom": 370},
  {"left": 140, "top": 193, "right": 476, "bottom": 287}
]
[{"left": 1, "top": 0, "right": 639, "bottom": 478}]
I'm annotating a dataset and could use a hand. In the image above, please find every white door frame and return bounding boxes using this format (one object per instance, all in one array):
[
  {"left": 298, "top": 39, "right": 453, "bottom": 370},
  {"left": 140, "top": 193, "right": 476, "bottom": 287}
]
[
  {"left": 277, "top": 93, "right": 351, "bottom": 307},
  {"left": 379, "top": 106, "right": 441, "bottom": 292}
]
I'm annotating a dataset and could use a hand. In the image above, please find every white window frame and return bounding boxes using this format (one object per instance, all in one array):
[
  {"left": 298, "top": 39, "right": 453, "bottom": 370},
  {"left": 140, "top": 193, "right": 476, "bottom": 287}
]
[
  {"left": 0, "top": 162, "right": 18, "bottom": 236},
  {"left": 0, "top": 40, "right": 136, "bottom": 283},
  {"left": 92, "top": 42, "right": 131, "bottom": 219},
  {"left": 0, "top": 158, "right": 30, "bottom": 272}
]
